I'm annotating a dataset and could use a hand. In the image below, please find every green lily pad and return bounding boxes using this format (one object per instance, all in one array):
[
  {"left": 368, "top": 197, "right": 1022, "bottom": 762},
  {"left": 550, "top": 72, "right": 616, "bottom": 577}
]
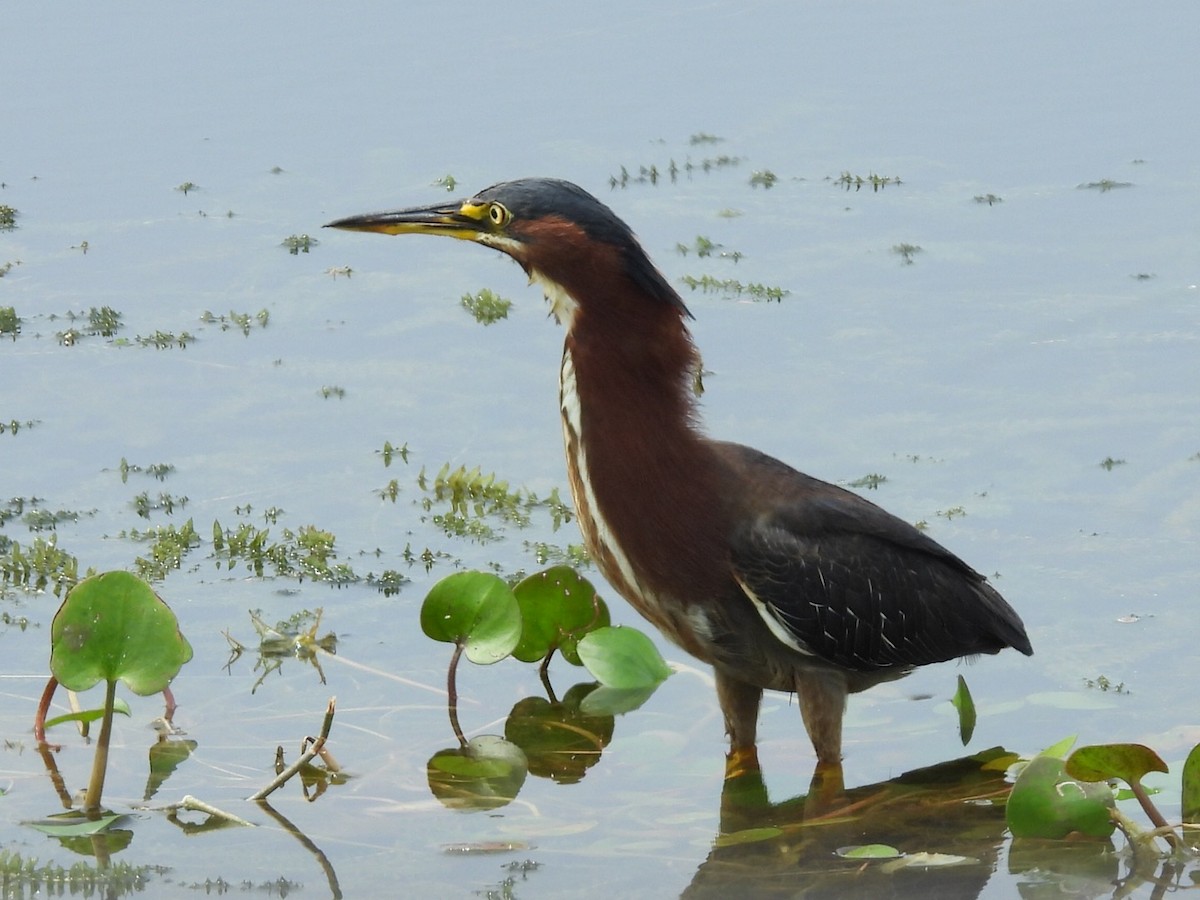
[
  {"left": 419, "top": 571, "right": 521, "bottom": 665},
  {"left": 50, "top": 571, "right": 193, "bottom": 696},
  {"left": 837, "top": 844, "right": 903, "bottom": 859},
  {"left": 1065, "top": 743, "right": 1168, "bottom": 786},
  {"left": 512, "top": 566, "right": 610, "bottom": 665},
  {"left": 576, "top": 626, "right": 672, "bottom": 689},
  {"left": 1007, "top": 751, "right": 1115, "bottom": 839},
  {"left": 25, "top": 812, "right": 134, "bottom": 836}
]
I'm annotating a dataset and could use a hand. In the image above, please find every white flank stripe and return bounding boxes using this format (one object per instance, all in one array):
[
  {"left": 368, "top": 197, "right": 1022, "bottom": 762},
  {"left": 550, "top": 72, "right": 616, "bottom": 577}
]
[
  {"left": 560, "top": 349, "right": 645, "bottom": 600},
  {"left": 734, "top": 575, "right": 814, "bottom": 657}
]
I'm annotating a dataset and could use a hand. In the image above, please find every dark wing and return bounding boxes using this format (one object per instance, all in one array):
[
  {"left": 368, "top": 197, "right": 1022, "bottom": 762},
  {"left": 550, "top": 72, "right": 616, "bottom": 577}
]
[{"left": 721, "top": 445, "right": 1032, "bottom": 672}]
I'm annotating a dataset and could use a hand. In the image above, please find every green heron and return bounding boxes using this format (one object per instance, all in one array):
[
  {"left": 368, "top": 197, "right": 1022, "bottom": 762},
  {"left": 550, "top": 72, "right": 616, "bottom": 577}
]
[{"left": 326, "top": 178, "right": 1032, "bottom": 770}]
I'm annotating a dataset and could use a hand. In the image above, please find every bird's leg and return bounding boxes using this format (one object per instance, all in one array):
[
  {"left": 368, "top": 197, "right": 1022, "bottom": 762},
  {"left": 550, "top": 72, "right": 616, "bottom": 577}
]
[
  {"left": 714, "top": 667, "right": 763, "bottom": 756},
  {"left": 795, "top": 669, "right": 848, "bottom": 768}
]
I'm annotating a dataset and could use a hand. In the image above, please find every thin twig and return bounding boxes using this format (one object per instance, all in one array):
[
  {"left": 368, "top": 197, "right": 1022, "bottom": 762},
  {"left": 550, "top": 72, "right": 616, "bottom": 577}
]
[
  {"left": 163, "top": 795, "right": 256, "bottom": 828},
  {"left": 247, "top": 698, "right": 336, "bottom": 801}
]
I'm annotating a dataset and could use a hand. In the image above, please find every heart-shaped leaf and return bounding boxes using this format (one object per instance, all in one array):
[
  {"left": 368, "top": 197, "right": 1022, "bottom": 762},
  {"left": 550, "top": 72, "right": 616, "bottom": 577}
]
[
  {"left": 420, "top": 571, "right": 520, "bottom": 664},
  {"left": 512, "top": 566, "right": 609, "bottom": 664},
  {"left": 1065, "top": 743, "right": 1169, "bottom": 786},
  {"left": 50, "top": 571, "right": 192, "bottom": 696},
  {"left": 576, "top": 626, "right": 671, "bottom": 689}
]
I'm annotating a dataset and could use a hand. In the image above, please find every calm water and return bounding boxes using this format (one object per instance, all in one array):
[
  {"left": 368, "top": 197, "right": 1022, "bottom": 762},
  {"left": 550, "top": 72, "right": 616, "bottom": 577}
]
[{"left": 3, "top": 3, "right": 1198, "bottom": 897}]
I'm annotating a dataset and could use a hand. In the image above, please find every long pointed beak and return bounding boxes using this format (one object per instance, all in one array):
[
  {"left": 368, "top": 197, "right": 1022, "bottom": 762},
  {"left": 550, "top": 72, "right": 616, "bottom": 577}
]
[{"left": 324, "top": 199, "right": 484, "bottom": 241}]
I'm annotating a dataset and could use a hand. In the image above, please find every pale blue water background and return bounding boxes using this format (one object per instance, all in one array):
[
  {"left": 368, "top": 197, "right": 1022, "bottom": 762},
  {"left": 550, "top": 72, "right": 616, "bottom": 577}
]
[{"left": 3, "top": 3, "right": 1198, "bottom": 897}]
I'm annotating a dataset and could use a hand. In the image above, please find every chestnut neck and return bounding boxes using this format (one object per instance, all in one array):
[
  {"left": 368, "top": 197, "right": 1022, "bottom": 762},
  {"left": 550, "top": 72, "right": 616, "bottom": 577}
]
[{"left": 559, "top": 280, "right": 728, "bottom": 603}]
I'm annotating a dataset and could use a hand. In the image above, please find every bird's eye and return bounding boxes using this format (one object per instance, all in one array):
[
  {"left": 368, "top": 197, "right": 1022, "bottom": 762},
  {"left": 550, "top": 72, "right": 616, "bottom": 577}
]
[{"left": 488, "top": 203, "right": 510, "bottom": 227}]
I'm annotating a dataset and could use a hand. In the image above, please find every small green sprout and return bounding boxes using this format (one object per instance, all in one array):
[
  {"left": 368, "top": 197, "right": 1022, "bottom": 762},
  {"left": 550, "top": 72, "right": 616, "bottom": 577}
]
[
  {"left": 282, "top": 233, "right": 317, "bottom": 254},
  {"left": 835, "top": 172, "right": 901, "bottom": 192}
]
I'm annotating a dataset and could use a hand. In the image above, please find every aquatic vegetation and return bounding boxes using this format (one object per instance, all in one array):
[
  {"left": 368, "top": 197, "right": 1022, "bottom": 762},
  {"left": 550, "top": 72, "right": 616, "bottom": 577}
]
[
  {"left": 129, "top": 519, "right": 202, "bottom": 581},
  {"left": 0, "top": 418, "right": 39, "bottom": 435},
  {"left": 379, "top": 440, "right": 410, "bottom": 466},
  {"left": 608, "top": 154, "right": 741, "bottom": 189},
  {"left": 0, "top": 534, "right": 82, "bottom": 597},
  {"left": 0, "top": 305, "right": 19, "bottom": 335},
  {"left": 748, "top": 169, "right": 778, "bottom": 189},
  {"left": 281, "top": 233, "right": 318, "bottom": 254},
  {"left": 132, "top": 491, "right": 189, "bottom": 519},
  {"left": 460, "top": 288, "right": 513, "bottom": 325},
  {"left": 46, "top": 571, "right": 192, "bottom": 811},
  {"left": 200, "top": 308, "right": 269, "bottom": 335},
  {"left": 132, "top": 329, "right": 196, "bottom": 348},
  {"left": 675, "top": 235, "right": 742, "bottom": 262},
  {"left": 847, "top": 473, "right": 888, "bottom": 490},
  {"left": 1078, "top": 179, "right": 1132, "bottom": 192},
  {"left": 678, "top": 274, "right": 789, "bottom": 302},
  {"left": 118, "top": 458, "right": 176, "bottom": 483},
  {"left": 834, "top": 172, "right": 901, "bottom": 192}
]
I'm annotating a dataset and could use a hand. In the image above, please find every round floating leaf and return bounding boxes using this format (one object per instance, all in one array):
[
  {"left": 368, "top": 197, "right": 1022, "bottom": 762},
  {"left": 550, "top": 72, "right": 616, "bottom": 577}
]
[
  {"left": 1007, "top": 753, "right": 1115, "bottom": 839},
  {"left": 25, "top": 812, "right": 135, "bottom": 837},
  {"left": 512, "top": 566, "right": 610, "bottom": 664},
  {"left": 1065, "top": 743, "right": 1169, "bottom": 786},
  {"left": 837, "top": 844, "right": 903, "bottom": 860},
  {"left": 50, "top": 571, "right": 193, "bottom": 696},
  {"left": 419, "top": 571, "right": 521, "bottom": 664},
  {"left": 883, "top": 852, "right": 977, "bottom": 871},
  {"left": 427, "top": 735, "right": 528, "bottom": 811},
  {"left": 576, "top": 626, "right": 672, "bottom": 689}
]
